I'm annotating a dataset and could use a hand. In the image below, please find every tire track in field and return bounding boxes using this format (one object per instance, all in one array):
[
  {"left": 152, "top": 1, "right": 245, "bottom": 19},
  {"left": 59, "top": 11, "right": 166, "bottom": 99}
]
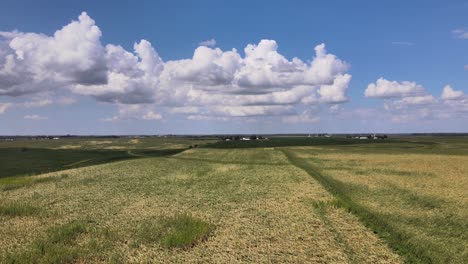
[{"left": 280, "top": 148, "right": 415, "bottom": 264}]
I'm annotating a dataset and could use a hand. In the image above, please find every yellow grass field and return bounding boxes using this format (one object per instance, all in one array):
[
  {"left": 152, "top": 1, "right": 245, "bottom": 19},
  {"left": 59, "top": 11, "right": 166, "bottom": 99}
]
[
  {"left": 1, "top": 137, "right": 467, "bottom": 263},
  {"left": 1, "top": 148, "right": 401, "bottom": 263},
  {"left": 282, "top": 142, "right": 468, "bottom": 263}
]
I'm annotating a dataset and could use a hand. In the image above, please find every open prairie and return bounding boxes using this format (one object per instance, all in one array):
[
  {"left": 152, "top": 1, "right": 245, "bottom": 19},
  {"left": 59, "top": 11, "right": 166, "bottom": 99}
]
[{"left": 0, "top": 136, "right": 467, "bottom": 263}]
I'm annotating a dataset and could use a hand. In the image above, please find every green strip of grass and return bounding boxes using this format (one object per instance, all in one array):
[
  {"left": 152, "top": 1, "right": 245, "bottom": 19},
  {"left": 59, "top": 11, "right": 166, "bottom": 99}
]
[
  {"left": 281, "top": 149, "right": 443, "bottom": 264},
  {"left": 351, "top": 168, "right": 436, "bottom": 177},
  {"left": 0, "top": 174, "right": 69, "bottom": 191},
  {"left": 0, "top": 202, "right": 42, "bottom": 216},
  {"left": 136, "top": 214, "right": 213, "bottom": 249}
]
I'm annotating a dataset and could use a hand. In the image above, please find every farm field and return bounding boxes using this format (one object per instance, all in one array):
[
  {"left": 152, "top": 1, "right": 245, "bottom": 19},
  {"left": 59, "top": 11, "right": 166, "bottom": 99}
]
[
  {"left": 281, "top": 138, "right": 468, "bottom": 263},
  {"left": 0, "top": 137, "right": 212, "bottom": 179},
  {"left": 0, "top": 137, "right": 212, "bottom": 150},
  {"left": 0, "top": 136, "right": 467, "bottom": 263}
]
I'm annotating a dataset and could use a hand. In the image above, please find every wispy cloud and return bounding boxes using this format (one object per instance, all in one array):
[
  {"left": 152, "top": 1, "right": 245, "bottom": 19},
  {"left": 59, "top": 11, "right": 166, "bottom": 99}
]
[
  {"left": 101, "top": 105, "right": 162, "bottom": 122},
  {"left": 464, "top": 65, "right": 468, "bottom": 70},
  {"left": 22, "top": 99, "right": 53, "bottom": 108},
  {"left": 0, "top": 103, "right": 12, "bottom": 114},
  {"left": 452, "top": 29, "right": 468, "bottom": 39},
  {"left": 101, "top": 116, "right": 119, "bottom": 122},
  {"left": 198, "top": 38, "right": 216, "bottom": 47},
  {"left": 56, "top": 97, "right": 77, "bottom": 105},
  {"left": 391, "top": 41, "right": 414, "bottom": 46},
  {"left": 24, "top": 114, "right": 48, "bottom": 120},
  {"left": 142, "top": 111, "right": 162, "bottom": 120}
]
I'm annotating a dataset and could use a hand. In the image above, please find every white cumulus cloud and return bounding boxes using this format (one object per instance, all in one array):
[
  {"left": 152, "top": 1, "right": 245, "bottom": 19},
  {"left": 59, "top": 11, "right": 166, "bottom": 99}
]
[
  {"left": 370, "top": 82, "right": 467, "bottom": 124},
  {"left": 72, "top": 40, "right": 163, "bottom": 104},
  {"left": 318, "top": 74, "right": 351, "bottom": 103},
  {"left": 441, "top": 85, "right": 464, "bottom": 100},
  {"left": 365, "top": 78, "right": 425, "bottom": 98},
  {"left": 0, "top": 12, "right": 352, "bottom": 122},
  {"left": 0, "top": 12, "right": 107, "bottom": 96}
]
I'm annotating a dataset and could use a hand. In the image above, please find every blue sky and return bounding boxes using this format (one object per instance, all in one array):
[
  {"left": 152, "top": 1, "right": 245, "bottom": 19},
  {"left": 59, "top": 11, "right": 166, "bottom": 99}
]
[{"left": 0, "top": 0, "right": 467, "bottom": 134}]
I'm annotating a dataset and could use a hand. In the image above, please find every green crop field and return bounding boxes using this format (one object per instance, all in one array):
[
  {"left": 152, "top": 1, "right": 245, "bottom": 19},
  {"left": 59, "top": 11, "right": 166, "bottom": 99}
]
[
  {"left": 0, "top": 136, "right": 467, "bottom": 263},
  {"left": 0, "top": 137, "right": 212, "bottom": 179}
]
